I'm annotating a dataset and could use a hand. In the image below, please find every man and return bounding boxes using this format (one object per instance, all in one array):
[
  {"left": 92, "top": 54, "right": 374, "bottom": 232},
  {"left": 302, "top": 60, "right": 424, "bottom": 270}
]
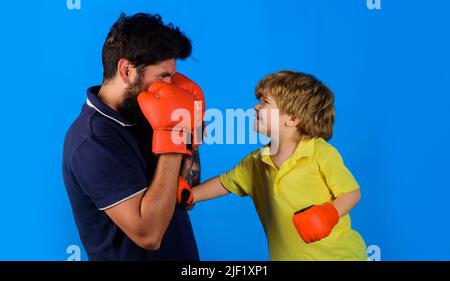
[{"left": 62, "top": 13, "right": 202, "bottom": 260}]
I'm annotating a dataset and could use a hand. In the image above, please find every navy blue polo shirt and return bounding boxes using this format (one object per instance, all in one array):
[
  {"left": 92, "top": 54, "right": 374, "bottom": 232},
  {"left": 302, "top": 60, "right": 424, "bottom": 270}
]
[{"left": 62, "top": 86, "right": 199, "bottom": 261}]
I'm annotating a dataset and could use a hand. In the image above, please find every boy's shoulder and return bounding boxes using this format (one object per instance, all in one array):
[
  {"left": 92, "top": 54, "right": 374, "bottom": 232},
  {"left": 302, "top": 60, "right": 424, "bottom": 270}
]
[{"left": 310, "top": 137, "right": 342, "bottom": 161}]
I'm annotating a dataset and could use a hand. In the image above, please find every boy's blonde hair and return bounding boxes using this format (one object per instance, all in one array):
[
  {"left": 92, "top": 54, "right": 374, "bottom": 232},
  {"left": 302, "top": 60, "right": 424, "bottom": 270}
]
[{"left": 255, "top": 70, "right": 335, "bottom": 140}]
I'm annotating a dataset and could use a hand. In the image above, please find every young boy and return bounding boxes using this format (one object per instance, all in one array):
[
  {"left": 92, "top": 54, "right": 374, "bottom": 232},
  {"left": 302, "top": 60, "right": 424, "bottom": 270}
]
[{"left": 184, "top": 71, "right": 367, "bottom": 261}]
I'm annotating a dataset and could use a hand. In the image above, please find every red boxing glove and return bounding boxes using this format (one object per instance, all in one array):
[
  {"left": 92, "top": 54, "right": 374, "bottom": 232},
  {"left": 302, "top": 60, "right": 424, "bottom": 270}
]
[
  {"left": 292, "top": 202, "right": 339, "bottom": 243},
  {"left": 171, "top": 73, "right": 205, "bottom": 147},
  {"left": 177, "top": 176, "right": 193, "bottom": 208},
  {"left": 138, "top": 81, "right": 195, "bottom": 155}
]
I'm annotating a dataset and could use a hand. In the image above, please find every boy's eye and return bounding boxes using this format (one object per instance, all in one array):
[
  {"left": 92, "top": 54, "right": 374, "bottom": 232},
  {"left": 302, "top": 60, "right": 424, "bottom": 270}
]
[{"left": 264, "top": 99, "right": 270, "bottom": 104}]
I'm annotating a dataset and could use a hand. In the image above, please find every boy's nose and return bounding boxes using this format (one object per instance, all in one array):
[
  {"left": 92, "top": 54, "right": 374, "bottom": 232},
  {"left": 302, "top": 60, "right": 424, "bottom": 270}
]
[{"left": 254, "top": 104, "right": 260, "bottom": 111}]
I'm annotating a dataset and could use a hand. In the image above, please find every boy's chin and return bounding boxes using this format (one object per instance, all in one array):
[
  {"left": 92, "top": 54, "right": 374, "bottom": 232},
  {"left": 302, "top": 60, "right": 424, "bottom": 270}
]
[{"left": 253, "top": 122, "right": 270, "bottom": 137}]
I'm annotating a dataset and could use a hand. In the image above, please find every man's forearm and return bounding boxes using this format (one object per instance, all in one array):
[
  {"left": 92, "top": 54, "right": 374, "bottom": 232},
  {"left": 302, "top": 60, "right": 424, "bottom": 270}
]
[
  {"left": 180, "top": 147, "right": 201, "bottom": 187},
  {"left": 139, "top": 153, "right": 183, "bottom": 244}
]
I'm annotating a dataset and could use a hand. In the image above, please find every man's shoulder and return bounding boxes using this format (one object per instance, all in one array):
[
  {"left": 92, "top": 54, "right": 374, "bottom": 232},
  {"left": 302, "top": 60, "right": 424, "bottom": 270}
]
[
  {"left": 68, "top": 101, "right": 126, "bottom": 137},
  {"left": 63, "top": 104, "right": 127, "bottom": 162}
]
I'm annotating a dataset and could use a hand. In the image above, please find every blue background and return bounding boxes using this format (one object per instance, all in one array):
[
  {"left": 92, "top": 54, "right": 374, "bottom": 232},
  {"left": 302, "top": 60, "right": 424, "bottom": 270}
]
[{"left": 0, "top": 0, "right": 449, "bottom": 260}]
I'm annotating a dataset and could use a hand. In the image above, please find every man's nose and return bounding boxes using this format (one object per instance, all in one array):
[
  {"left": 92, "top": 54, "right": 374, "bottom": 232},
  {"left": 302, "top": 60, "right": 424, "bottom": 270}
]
[{"left": 163, "top": 77, "right": 171, "bottom": 83}]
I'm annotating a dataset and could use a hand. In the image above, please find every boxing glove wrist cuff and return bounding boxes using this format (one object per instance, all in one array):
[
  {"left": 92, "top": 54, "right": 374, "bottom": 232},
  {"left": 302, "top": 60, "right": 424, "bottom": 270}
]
[
  {"left": 152, "top": 130, "right": 192, "bottom": 156},
  {"left": 322, "top": 202, "right": 340, "bottom": 226}
]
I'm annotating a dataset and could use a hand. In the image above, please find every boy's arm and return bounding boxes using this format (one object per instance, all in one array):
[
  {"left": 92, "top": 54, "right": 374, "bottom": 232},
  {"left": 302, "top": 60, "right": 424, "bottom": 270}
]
[
  {"left": 192, "top": 176, "right": 230, "bottom": 203},
  {"left": 293, "top": 188, "right": 361, "bottom": 244},
  {"left": 332, "top": 189, "right": 361, "bottom": 217},
  {"left": 180, "top": 152, "right": 254, "bottom": 207}
]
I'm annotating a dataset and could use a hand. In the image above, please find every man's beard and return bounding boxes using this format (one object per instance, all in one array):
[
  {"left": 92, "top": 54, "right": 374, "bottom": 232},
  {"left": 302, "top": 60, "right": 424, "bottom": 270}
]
[{"left": 117, "top": 77, "right": 147, "bottom": 124}]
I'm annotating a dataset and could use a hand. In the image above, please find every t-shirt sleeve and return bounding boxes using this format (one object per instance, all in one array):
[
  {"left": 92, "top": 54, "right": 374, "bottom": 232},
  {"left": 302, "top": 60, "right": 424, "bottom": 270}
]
[
  {"left": 219, "top": 153, "right": 255, "bottom": 197},
  {"left": 71, "top": 136, "right": 149, "bottom": 210},
  {"left": 317, "top": 145, "right": 360, "bottom": 197}
]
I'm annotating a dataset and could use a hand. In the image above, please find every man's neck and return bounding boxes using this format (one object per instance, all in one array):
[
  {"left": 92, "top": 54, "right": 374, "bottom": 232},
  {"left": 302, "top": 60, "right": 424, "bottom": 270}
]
[{"left": 98, "top": 82, "right": 123, "bottom": 112}]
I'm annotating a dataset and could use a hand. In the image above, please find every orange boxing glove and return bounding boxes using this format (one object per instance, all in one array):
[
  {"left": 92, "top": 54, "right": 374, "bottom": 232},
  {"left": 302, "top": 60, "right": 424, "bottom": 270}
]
[
  {"left": 292, "top": 202, "right": 339, "bottom": 243},
  {"left": 138, "top": 81, "right": 195, "bottom": 155},
  {"left": 177, "top": 176, "right": 193, "bottom": 208},
  {"left": 171, "top": 73, "right": 205, "bottom": 147}
]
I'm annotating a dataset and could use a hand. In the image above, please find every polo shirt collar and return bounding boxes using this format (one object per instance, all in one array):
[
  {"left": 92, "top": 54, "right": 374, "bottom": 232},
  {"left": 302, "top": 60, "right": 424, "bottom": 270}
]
[
  {"left": 293, "top": 137, "right": 315, "bottom": 160},
  {"left": 86, "top": 86, "right": 136, "bottom": 127},
  {"left": 256, "top": 137, "right": 316, "bottom": 165}
]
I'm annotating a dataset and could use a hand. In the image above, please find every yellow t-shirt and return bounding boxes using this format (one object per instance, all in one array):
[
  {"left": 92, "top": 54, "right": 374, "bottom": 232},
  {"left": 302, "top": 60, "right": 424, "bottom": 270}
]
[{"left": 219, "top": 137, "right": 368, "bottom": 261}]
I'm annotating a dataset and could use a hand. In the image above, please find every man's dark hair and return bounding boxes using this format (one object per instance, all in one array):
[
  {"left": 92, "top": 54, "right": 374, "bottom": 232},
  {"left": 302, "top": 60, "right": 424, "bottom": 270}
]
[{"left": 102, "top": 13, "right": 192, "bottom": 81}]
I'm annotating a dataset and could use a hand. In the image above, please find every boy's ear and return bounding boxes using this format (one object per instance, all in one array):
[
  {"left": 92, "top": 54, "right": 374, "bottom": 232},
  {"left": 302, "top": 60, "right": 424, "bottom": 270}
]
[{"left": 286, "top": 116, "right": 301, "bottom": 128}]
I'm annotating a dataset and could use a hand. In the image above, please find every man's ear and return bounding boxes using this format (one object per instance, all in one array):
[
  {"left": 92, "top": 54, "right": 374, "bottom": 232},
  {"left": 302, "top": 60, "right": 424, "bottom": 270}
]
[
  {"left": 117, "top": 58, "right": 133, "bottom": 83},
  {"left": 286, "top": 116, "right": 301, "bottom": 128}
]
